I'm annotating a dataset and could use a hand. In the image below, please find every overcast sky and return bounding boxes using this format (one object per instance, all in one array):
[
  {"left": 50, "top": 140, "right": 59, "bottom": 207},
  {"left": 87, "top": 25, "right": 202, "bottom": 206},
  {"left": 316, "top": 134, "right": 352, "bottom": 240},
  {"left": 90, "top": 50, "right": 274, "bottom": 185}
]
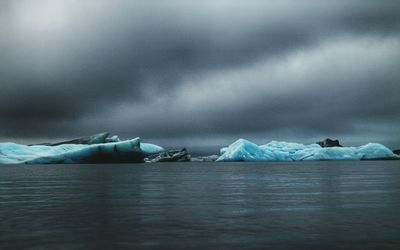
[{"left": 1, "top": 0, "right": 399, "bottom": 149}]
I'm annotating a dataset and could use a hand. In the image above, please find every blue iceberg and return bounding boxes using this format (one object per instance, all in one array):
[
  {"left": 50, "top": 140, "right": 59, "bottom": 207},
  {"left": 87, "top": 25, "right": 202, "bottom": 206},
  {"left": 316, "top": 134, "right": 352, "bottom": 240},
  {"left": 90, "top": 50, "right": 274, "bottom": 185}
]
[
  {"left": 217, "top": 139, "right": 398, "bottom": 162},
  {"left": 0, "top": 135, "right": 397, "bottom": 164},
  {"left": 0, "top": 138, "right": 164, "bottom": 164}
]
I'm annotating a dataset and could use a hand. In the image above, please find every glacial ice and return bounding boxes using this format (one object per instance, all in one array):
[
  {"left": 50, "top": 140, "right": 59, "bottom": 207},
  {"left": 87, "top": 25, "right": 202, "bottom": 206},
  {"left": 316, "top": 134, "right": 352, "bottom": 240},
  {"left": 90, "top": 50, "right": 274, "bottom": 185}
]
[
  {"left": 0, "top": 136, "right": 397, "bottom": 164},
  {"left": 0, "top": 138, "right": 164, "bottom": 164},
  {"left": 105, "top": 135, "right": 121, "bottom": 143},
  {"left": 140, "top": 143, "right": 165, "bottom": 156},
  {"left": 217, "top": 139, "right": 398, "bottom": 162}
]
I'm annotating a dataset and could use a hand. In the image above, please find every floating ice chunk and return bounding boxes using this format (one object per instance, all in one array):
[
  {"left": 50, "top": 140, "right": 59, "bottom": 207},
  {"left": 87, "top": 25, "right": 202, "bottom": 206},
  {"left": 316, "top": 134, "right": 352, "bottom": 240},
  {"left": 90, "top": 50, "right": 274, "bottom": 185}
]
[
  {"left": 217, "top": 139, "right": 398, "bottom": 162},
  {"left": 27, "top": 138, "right": 143, "bottom": 164},
  {"left": 0, "top": 138, "right": 144, "bottom": 164},
  {"left": 140, "top": 143, "right": 165, "bottom": 156}
]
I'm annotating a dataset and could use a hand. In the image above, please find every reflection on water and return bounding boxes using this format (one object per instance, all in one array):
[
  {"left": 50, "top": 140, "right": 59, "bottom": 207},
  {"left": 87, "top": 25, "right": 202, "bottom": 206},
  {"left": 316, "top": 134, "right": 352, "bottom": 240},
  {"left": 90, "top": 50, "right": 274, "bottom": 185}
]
[{"left": 1, "top": 161, "right": 400, "bottom": 249}]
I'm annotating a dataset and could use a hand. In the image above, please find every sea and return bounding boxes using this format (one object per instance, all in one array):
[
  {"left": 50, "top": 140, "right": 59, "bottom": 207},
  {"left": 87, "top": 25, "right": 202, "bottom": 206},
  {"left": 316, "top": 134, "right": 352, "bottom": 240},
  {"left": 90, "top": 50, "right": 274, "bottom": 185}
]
[{"left": 1, "top": 161, "right": 399, "bottom": 249}]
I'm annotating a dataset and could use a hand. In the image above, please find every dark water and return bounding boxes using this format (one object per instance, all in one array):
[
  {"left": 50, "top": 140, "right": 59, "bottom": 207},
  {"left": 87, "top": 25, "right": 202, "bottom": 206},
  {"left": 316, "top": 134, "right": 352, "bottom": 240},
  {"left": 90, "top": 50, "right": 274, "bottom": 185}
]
[{"left": 1, "top": 162, "right": 400, "bottom": 249}]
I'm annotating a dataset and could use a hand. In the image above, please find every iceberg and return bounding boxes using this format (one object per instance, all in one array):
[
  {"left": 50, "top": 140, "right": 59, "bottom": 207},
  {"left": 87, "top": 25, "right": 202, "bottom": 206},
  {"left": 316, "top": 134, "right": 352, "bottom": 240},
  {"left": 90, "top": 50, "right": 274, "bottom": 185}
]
[
  {"left": 217, "top": 139, "right": 399, "bottom": 162},
  {"left": 0, "top": 137, "right": 164, "bottom": 164},
  {"left": 0, "top": 135, "right": 397, "bottom": 164}
]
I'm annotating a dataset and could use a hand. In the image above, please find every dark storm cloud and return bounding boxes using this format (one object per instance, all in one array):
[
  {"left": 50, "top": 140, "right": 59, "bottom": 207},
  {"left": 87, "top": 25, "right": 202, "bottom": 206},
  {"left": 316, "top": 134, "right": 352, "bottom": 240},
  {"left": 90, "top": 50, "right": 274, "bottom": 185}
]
[
  {"left": 0, "top": 0, "right": 400, "bottom": 147},
  {"left": 106, "top": 35, "right": 400, "bottom": 140}
]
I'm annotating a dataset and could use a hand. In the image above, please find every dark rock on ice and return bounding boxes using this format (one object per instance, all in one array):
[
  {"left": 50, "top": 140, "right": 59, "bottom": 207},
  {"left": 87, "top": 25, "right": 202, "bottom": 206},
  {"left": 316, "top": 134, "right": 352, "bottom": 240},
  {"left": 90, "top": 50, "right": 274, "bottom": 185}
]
[
  {"left": 146, "top": 148, "right": 191, "bottom": 163},
  {"left": 317, "top": 138, "right": 342, "bottom": 148}
]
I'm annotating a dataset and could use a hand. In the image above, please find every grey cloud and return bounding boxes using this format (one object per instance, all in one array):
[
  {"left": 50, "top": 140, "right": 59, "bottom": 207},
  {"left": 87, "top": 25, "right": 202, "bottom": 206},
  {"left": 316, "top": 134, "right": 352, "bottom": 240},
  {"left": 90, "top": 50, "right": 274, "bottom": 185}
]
[
  {"left": 103, "top": 36, "right": 400, "bottom": 145},
  {"left": 0, "top": 0, "right": 399, "bottom": 149}
]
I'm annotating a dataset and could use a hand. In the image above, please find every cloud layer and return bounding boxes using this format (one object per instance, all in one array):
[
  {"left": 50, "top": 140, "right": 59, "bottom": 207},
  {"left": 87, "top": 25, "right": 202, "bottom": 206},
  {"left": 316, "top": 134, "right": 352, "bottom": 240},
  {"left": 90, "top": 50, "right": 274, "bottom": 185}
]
[{"left": 1, "top": 0, "right": 400, "bottom": 149}]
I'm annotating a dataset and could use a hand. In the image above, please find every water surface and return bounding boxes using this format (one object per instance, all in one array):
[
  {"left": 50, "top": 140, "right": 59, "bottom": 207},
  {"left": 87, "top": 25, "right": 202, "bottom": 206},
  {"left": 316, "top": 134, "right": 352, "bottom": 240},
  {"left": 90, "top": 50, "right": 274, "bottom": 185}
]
[{"left": 1, "top": 161, "right": 400, "bottom": 249}]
